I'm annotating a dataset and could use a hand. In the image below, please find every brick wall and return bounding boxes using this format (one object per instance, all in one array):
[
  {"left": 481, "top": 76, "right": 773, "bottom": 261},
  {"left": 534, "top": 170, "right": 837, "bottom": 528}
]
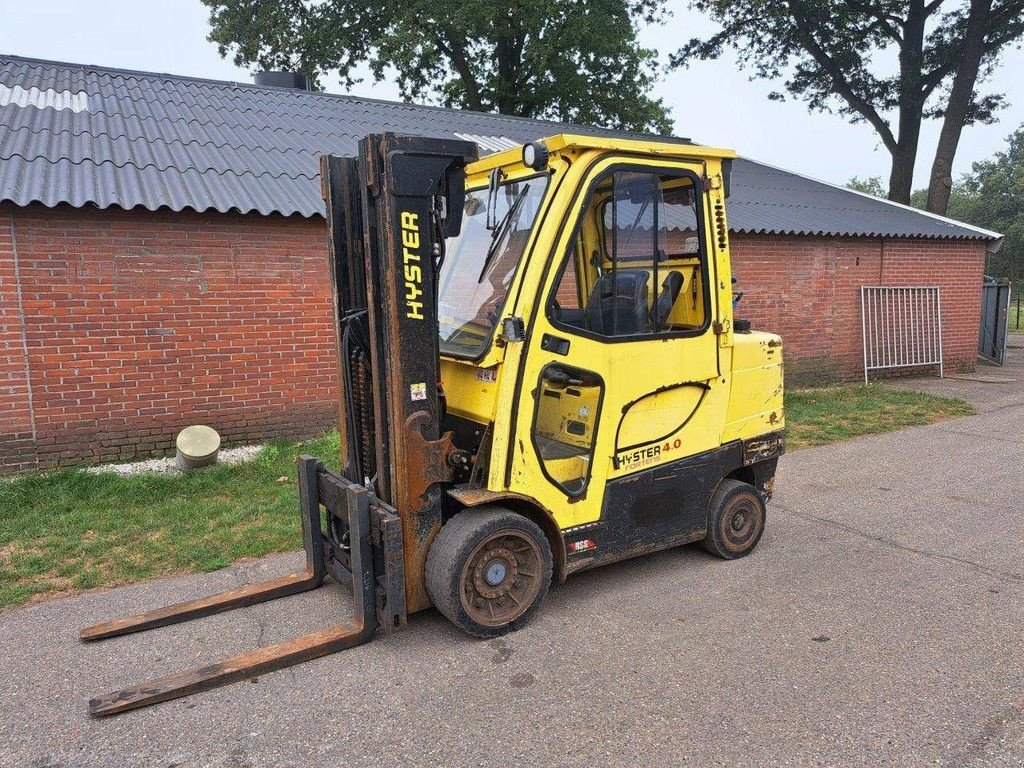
[
  {"left": 0, "top": 204, "right": 989, "bottom": 471},
  {"left": 1, "top": 203, "right": 340, "bottom": 472},
  {"left": 730, "top": 234, "right": 987, "bottom": 385}
]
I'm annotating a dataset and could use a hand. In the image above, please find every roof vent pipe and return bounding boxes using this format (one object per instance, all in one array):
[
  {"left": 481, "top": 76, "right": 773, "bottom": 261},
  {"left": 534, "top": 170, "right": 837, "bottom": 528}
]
[{"left": 254, "top": 71, "right": 312, "bottom": 91}]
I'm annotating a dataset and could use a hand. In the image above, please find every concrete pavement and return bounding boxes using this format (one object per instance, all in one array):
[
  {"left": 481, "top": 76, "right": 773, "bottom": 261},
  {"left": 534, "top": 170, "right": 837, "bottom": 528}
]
[
  {"left": 0, "top": 397, "right": 1021, "bottom": 766},
  {"left": 886, "top": 333, "right": 1024, "bottom": 412}
]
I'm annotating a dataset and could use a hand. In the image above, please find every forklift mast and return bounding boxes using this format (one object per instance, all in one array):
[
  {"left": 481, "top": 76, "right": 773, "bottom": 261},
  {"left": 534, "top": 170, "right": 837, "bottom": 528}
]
[
  {"left": 322, "top": 134, "right": 478, "bottom": 612},
  {"left": 80, "top": 135, "right": 480, "bottom": 716}
]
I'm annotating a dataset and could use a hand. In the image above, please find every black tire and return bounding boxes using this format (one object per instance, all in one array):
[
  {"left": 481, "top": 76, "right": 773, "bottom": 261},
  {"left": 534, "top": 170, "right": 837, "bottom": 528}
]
[
  {"left": 702, "top": 478, "right": 766, "bottom": 559},
  {"left": 426, "top": 507, "right": 553, "bottom": 638}
]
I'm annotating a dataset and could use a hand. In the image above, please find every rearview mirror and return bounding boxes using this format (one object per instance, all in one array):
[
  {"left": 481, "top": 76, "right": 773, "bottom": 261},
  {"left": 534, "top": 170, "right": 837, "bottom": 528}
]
[{"left": 485, "top": 168, "right": 504, "bottom": 230}]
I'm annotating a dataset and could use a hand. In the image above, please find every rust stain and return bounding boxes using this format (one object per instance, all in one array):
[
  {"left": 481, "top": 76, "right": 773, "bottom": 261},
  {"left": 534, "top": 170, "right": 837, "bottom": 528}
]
[
  {"left": 449, "top": 487, "right": 503, "bottom": 506},
  {"left": 400, "top": 410, "right": 456, "bottom": 504}
]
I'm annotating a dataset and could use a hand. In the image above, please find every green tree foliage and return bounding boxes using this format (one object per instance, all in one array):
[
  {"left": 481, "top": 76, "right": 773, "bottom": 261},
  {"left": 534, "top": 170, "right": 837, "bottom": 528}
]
[
  {"left": 202, "top": 0, "right": 672, "bottom": 133},
  {"left": 846, "top": 176, "right": 887, "bottom": 197},
  {"left": 953, "top": 125, "right": 1024, "bottom": 282},
  {"left": 671, "top": 1, "right": 1024, "bottom": 208}
]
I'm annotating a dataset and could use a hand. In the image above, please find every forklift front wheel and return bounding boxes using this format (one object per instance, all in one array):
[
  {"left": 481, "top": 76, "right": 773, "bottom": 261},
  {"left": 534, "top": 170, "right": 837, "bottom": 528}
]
[
  {"left": 702, "top": 479, "right": 766, "bottom": 560},
  {"left": 426, "top": 507, "right": 553, "bottom": 638}
]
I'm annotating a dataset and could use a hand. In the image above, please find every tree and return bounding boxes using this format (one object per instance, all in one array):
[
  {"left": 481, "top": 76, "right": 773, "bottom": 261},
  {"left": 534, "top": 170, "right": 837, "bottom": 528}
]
[
  {"left": 203, "top": 0, "right": 673, "bottom": 133},
  {"left": 953, "top": 125, "right": 1024, "bottom": 283},
  {"left": 927, "top": 1, "right": 1024, "bottom": 214},
  {"left": 846, "top": 176, "right": 887, "bottom": 197},
  {"left": 670, "top": 1, "right": 1024, "bottom": 209}
]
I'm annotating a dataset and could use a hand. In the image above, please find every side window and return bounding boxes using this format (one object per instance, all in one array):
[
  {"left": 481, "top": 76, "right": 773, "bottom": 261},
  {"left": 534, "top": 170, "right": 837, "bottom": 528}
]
[
  {"left": 549, "top": 241, "right": 587, "bottom": 328},
  {"left": 550, "top": 168, "right": 709, "bottom": 338}
]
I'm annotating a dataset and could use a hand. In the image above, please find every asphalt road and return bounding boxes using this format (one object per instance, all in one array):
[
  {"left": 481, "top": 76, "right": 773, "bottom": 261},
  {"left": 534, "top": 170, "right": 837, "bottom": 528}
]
[{"left": 1, "top": 392, "right": 1021, "bottom": 767}]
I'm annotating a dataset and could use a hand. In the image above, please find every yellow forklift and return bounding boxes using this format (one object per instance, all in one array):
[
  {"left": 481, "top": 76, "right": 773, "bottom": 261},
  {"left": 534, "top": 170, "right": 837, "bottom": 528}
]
[{"left": 82, "top": 133, "right": 784, "bottom": 715}]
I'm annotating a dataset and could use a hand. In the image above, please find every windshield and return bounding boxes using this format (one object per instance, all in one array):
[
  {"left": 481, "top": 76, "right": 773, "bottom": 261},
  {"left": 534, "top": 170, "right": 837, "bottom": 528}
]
[{"left": 437, "top": 175, "right": 549, "bottom": 357}]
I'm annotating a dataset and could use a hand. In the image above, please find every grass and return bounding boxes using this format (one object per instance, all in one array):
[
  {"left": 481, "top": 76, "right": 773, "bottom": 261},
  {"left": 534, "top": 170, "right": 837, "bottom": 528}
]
[
  {"left": 1011, "top": 299, "right": 1023, "bottom": 332},
  {"left": 0, "top": 432, "right": 340, "bottom": 609},
  {"left": 784, "top": 384, "right": 974, "bottom": 451},
  {"left": 0, "top": 384, "right": 974, "bottom": 610}
]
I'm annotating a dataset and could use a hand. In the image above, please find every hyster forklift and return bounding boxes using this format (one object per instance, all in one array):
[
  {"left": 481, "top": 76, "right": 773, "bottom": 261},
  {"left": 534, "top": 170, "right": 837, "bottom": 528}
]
[{"left": 82, "top": 133, "right": 784, "bottom": 716}]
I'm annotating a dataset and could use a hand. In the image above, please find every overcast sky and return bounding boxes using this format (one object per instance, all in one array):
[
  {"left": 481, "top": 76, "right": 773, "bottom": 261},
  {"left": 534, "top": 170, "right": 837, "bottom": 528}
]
[{"left": 2, "top": 0, "right": 1021, "bottom": 190}]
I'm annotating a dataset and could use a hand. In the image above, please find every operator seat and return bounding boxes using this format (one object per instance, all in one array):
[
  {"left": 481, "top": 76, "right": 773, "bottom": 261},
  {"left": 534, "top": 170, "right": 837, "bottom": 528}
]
[
  {"left": 584, "top": 270, "right": 651, "bottom": 335},
  {"left": 651, "top": 271, "right": 684, "bottom": 329}
]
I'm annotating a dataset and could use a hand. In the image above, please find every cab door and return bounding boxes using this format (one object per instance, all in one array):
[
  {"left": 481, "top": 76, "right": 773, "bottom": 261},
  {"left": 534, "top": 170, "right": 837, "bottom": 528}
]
[{"left": 509, "top": 157, "right": 729, "bottom": 568}]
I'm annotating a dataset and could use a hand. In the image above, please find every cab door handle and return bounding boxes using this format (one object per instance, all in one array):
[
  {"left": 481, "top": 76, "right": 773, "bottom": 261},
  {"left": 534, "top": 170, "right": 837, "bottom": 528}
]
[
  {"left": 540, "top": 334, "right": 570, "bottom": 356},
  {"left": 544, "top": 367, "right": 582, "bottom": 388}
]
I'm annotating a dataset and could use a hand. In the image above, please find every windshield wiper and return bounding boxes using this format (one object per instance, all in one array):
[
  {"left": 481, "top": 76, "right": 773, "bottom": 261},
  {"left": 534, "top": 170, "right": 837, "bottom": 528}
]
[{"left": 478, "top": 185, "right": 529, "bottom": 283}]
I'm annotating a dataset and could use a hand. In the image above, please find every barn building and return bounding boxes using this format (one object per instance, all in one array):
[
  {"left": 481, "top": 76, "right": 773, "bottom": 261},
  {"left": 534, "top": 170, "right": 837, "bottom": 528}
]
[{"left": 0, "top": 56, "right": 1001, "bottom": 471}]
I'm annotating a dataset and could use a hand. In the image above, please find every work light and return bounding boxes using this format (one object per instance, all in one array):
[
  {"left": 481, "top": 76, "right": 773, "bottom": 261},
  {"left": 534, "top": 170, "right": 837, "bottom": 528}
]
[{"left": 522, "top": 141, "right": 549, "bottom": 170}]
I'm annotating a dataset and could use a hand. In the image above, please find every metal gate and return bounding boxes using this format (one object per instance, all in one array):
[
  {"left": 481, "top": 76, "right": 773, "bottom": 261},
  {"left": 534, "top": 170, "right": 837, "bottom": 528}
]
[
  {"left": 978, "top": 276, "right": 1011, "bottom": 365},
  {"left": 861, "top": 286, "right": 944, "bottom": 383}
]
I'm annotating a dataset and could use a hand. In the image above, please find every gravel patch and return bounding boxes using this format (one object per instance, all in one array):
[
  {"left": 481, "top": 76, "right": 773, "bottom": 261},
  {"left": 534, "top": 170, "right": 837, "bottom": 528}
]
[{"left": 85, "top": 445, "right": 263, "bottom": 477}]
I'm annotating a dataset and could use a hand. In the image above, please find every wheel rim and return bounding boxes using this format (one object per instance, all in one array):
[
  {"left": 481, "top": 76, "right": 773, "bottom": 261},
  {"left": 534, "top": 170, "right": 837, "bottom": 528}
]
[
  {"left": 719, "top": 494, "right": 764, "bottom": 553},
  {"left": 460, "top": 528, "right": 543, "bottom": 627}
]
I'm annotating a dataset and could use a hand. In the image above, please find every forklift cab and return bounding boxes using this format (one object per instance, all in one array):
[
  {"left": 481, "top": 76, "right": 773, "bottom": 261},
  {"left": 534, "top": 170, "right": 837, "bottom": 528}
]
[{"left": 438, "top": 135, "right": 782, "bottom": 581}]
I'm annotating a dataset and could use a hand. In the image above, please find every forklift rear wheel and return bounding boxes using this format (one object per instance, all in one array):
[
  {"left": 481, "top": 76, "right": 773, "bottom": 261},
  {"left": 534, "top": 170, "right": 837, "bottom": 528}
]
[
  {"left": 426, "top": 507, "right": 553, "bottom": 638},
  {"left": 702, "top": 479, "right": 765, "bottom": 559}
]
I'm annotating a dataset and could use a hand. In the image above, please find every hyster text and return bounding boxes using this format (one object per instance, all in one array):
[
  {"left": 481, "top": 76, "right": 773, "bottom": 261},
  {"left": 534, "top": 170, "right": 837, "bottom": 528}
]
[{"left": 401, "top": 211, "right": 424, "bottom": 320}]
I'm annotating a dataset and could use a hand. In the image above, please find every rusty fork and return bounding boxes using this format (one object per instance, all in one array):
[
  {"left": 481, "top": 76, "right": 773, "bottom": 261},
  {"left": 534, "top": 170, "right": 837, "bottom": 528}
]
[{"left": 81, "top": 457, "right": 393, "bottom": 717}]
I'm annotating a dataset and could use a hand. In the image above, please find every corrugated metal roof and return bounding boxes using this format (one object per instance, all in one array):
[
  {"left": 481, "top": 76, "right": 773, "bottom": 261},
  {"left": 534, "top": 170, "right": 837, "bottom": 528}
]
[{"left": 0, "top": 54, "right": 1000, "bottom": 241}]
